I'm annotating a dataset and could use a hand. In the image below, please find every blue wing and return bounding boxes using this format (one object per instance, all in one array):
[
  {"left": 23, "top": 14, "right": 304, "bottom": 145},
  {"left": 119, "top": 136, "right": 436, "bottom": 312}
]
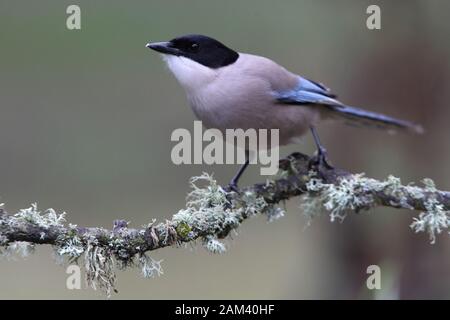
[
  {"left": 276, "top": 77, "right": 339, "bottom": 105},
  {"left": 275, "top": 77, "right": 423, "bottom": 133}
]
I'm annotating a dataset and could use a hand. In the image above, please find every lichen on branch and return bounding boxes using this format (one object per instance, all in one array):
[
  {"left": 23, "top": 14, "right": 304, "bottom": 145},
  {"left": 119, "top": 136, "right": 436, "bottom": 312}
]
[{"left": 0, "top": 152, "right": 449, "bottom": 296}]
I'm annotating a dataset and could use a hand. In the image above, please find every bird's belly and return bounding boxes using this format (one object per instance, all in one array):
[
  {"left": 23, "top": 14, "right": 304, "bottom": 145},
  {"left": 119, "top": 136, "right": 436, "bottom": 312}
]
[{"left": 188, "top": 93, "right": 320, "bottom": 146}]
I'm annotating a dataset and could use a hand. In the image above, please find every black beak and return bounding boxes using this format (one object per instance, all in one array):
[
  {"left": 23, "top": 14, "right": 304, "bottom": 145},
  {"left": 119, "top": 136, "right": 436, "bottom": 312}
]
[{"left": 146, "top": 41, "right": 180, "bottom": 55}]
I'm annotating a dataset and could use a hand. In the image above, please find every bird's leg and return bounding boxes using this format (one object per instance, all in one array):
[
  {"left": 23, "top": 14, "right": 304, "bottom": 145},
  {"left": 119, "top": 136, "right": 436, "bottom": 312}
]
[
  {"left": 227, "top": 150, "right": 250, "bottom": 193},
  {"left": 309, "top": 126, "right": 334, "bottom": 170}
]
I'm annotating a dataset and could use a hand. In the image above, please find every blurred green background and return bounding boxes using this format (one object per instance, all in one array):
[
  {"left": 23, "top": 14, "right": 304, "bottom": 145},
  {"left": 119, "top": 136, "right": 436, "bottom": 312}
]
[{"left": 1, "top": 0, "right": 450, "bottom": 299}]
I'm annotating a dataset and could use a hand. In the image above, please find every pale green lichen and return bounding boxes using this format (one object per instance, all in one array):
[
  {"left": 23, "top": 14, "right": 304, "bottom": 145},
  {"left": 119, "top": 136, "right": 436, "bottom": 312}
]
[
  {"left": 305, "top": 174, "right": 377, "bottom": 222},
  {"left": 56, "top": 234, "right": 85, "bottom": 259},
  {"left": 266, "top": 206, "right": 286, "bottom": 222},
  {"left": 84, "top": 240, "right": 116, "bottom": 297},
  {"left": 410, "top": 198, "right": 449, "bottom": 244},
  {"left": 139, "top": 254, "right": 164, "bottom": 278},
  {"left": 187, "top": 173, "right": 229, "bottom": 208},
  {"left": 1, "top": 241, "right": 35, "bottom": 260},
  {"left": 1, "top": 203, "right": 63, "bottom": 260},
  {"left": 239, "top": 190, "right": 269, "bottom": 216},
  {"left": 204, "top": 236, "right": 227, "bottom": 254},
  {"left": 173, "top": 173, "right": 230, "bottom": 233},
  {"left": 0, "top": 235, "right": 7, "bottom": 247},
  {"left": 2, "top": 171, "right": 446, "bottom": 298},
  {"left": 299, "top": 193, "right": 326, "bottom": 226},
  {"left": 173, "top": 172, "right": 274, "bottom": 253},
  {"left": 303, "top": 174, "right": 434, "bottom": 222},
  {"left": 423, "top": 178, "right": 437, "bottom": 192},
  {"left": 172, "top": 173, "right": 238, "bottom": 250},
  {"left": 303, "top": 174, "right": 450, "bottom": 244},
  {"left": 0, "top": 202, "right": 168, "bottom": 297},
  {"left": 8, "top": 203, "right": 66, "bottom": 228}
]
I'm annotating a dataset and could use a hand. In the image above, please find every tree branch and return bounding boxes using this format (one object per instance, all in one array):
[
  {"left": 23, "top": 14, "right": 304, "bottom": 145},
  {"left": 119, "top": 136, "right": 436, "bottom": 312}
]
[{"left": 1, "top": 152, "right": 449, "bottom": 295}]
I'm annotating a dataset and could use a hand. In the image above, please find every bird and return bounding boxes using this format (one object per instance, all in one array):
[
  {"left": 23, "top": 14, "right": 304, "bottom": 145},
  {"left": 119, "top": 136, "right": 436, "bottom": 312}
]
[{"left": 146, "top": 34, "right": 423, "bottom": 191}]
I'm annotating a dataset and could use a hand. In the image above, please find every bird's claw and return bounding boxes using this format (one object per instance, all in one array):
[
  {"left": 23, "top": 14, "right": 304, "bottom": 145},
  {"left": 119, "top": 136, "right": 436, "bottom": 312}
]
[
  {"left": 224, "top": 181, "right": 240, "bottom": 193},
  {"left": 309, "top": 147, "right": 334, "bottom": 172}
]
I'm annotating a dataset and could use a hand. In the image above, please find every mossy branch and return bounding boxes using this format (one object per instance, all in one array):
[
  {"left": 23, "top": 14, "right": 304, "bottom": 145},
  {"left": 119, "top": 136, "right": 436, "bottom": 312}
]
[{"left": 1, "top": 152, "right": 449, "bottom": 296}]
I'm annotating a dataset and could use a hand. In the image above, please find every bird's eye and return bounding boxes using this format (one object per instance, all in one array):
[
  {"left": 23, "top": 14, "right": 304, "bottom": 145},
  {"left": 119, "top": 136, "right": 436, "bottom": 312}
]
[{"left": 190, "top": 43, "right": 199, "bottom": 50}]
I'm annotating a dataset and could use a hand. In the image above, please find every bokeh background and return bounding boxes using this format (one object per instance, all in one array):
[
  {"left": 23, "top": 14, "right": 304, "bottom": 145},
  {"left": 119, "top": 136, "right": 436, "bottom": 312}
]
[{"left": 1, "top": 0, "right": 449, "bottom": 299}]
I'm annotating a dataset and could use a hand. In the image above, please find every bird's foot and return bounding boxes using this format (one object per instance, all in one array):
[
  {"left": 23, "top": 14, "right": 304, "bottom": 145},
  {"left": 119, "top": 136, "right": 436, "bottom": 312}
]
[
  {"left": 309, "top": 147, "right": 334, "bottom": 176},
  {"left": 223, "top": 180, "right": 240, "bottom": 193}
]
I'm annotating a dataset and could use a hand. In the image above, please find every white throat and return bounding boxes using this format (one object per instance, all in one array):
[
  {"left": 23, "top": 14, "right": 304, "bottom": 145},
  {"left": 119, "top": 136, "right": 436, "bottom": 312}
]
[{"left": 162, "top": 55, "right": 217, "bottom": 92}]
